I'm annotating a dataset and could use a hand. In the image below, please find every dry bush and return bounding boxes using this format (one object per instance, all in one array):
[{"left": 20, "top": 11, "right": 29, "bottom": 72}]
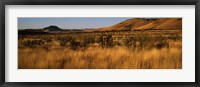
[{"left": 18, "top": 30, "right": 182, "bottom": 69}]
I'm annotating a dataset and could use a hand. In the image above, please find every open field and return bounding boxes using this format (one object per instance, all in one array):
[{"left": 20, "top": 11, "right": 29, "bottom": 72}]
[{"left": 18, "top": 30, "right": 182, "bottom": 69}]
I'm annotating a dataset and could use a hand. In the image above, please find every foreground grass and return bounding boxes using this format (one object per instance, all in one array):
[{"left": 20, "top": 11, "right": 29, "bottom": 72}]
[{"left": 18, "top": 46, "right": 182, "bottom": 69}]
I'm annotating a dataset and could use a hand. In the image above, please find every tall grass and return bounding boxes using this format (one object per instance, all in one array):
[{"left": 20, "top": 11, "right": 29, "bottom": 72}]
[
  {"left": 18, "top": 46, "right": 182, "bottom": 69},
  {"left": 18, "top": 30, "right": 182, "bottom": 69}
]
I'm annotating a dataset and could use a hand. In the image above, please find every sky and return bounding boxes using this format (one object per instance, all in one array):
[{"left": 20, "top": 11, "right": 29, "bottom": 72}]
[{"left": 18, "top": 17, "right": 132, "bottom": 30}]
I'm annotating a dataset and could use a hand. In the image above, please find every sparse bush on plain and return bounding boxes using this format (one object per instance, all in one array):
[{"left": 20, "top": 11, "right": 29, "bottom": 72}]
[{"left": 18, "top": 30, "right": 182, "bottom": 69}]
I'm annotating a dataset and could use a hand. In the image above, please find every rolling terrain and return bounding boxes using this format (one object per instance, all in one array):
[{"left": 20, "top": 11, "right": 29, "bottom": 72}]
[
  {"left": 98, "top": 18, "right": 182, "bottom": 31},
  {"left": 18, "top": 18, "right": 182, "bottom": 69}
]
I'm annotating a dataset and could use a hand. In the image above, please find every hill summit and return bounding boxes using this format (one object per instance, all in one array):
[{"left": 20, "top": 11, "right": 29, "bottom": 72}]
[
  {"left": 98, "top": 18, "right": 182, "bottom": 31},
  {"left": 42, "top": 25, "right": 63, "bottom": 31}
]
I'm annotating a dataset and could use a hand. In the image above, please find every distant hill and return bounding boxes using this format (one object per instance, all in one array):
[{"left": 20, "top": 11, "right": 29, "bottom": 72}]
[
  {"left": 42, "top": 25, "right": 63, "bottom": 32},
  {"left": 18, "top": 25, "right": 84, "bottom": 34},
  {"left": 98, "top": 18, "right": 182, "bottom": 31},
  {"left": 18, "top": 25, "right": 63, "bottom": 35}
]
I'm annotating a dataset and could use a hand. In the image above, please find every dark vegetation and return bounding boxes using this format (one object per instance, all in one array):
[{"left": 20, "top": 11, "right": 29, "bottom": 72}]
[{"left": 18, "top": 30, "right": 182, "bottom": 51}]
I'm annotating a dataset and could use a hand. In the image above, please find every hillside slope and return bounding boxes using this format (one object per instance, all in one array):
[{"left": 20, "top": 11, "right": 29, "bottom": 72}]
[{"left": 98, "top": 18, "right": 182, "bottom": 31}]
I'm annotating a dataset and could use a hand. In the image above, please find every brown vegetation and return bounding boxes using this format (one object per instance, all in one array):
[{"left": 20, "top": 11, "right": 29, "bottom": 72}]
[
  {"left": 18, "top": 46, "right": 181, "bottom": 69},
  {"left": 18, "top": 30, "right": 182, "bottom": 69}
]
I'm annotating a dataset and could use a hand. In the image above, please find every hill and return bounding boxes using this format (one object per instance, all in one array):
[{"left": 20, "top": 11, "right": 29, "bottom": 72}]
[
  {"left": 98, "top": 18, "right": 182, "bottom": 31},
  {"left": 42, "top": 25, "right": 63, "bottom": 32}
]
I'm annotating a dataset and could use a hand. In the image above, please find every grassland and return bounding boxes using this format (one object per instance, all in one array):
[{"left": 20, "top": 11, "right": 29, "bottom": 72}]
[{"left": 18, "top": 30, "right": 182, "bottom": 69}]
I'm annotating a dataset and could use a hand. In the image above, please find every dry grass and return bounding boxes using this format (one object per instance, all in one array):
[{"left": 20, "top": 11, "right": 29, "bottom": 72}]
[
  {"left": 18, "top": 46, "right": 182, "bottom": 69},
  {"left": 18, "top": 30, "right": 182, "bottom": 69}
]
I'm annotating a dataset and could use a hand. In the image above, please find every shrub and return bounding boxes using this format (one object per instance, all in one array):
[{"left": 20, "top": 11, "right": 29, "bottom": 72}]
[{"left": 24, "top": 39, "right": 43, "bottom": 48}]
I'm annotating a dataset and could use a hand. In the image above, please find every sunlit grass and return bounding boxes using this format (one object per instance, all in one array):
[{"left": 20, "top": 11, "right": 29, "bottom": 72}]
[
  {"left": 18, "top": 30, "right": 182, "bottom": 69},
  {"left": 18, "top": 46, "right": 182, "bottom": 69}
]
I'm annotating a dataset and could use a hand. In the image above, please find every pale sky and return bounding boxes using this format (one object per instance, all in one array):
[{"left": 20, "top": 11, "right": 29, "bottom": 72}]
[{"left": 18, "top": 17, "right": 133, "bottom": 29}]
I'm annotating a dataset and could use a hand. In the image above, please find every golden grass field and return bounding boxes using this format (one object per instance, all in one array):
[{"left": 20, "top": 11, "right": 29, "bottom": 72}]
[
  {"left": 18, "top": 30, "right": 182, "bottom": 69},
  {"left": 18, "top": 46, "right": 181, "bottom": 69}
]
